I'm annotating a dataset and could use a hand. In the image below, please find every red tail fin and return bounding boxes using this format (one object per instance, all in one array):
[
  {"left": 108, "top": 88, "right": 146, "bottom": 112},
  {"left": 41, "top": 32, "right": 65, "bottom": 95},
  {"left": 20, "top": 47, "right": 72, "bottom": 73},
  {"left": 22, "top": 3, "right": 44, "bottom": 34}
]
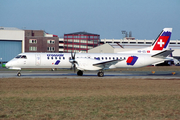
[{"left": 152, "top": 28, "right": 172, "bottom": 51}]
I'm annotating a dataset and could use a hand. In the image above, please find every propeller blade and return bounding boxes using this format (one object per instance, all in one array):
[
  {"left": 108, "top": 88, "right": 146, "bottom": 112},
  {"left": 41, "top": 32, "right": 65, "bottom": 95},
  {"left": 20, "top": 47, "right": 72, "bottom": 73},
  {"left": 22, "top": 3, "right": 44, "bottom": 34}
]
[
  {"left": 73, "top": 64, "right": 76, "bottom": 73},
  {"left": 70, "top": 52, "right": 76, "bottom": 73},
  {"left": 71, "top": 52, "right": 73, "bottom": 59},
  {"left": 72, "top": 52, "right": 76, "bottom": 60}
]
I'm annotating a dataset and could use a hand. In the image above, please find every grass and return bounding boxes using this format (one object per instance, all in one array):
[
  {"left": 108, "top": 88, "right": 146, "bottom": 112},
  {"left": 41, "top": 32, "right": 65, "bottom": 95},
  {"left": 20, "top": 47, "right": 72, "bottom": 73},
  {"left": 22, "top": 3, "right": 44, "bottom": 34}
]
[
  {"left": 1, "top": 95, "right": 180, "bottom": 119},
  {"left": 0, "top": 78, "right": 180, "bottom": 119}
]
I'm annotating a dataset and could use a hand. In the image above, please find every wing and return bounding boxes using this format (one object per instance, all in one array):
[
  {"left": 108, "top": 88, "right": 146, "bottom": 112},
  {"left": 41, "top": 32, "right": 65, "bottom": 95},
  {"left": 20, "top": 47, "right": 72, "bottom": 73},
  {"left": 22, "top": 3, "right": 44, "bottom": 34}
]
[
  {"left": 93, "top": 59, "right": 125, "bottom": 67},
  {"left": 75, "top": 58, "right": 125, "bottom": 71}
]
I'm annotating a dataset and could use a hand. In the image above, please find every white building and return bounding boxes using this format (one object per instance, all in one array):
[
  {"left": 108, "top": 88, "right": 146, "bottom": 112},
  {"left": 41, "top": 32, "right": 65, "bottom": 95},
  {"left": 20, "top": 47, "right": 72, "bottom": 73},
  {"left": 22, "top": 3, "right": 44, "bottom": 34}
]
[{"left": 91, "top": 39, "right": 180, "bottom": 57}]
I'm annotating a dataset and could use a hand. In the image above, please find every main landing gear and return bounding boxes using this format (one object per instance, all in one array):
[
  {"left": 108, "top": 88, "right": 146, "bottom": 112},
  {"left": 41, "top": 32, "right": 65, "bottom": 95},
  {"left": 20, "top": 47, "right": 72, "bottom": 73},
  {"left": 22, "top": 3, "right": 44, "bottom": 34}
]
[
  {"left": 17, "top": 71, "right": 21, "bottom": 77},
  {"left": 77, "top": 70, "right": 104, "bottom": 77},
  {"left": 97, "top": 71, "right": 104, "bottom": 77},
  {"left": 77, "top": 70, "right": 83, "bottom": 76}
]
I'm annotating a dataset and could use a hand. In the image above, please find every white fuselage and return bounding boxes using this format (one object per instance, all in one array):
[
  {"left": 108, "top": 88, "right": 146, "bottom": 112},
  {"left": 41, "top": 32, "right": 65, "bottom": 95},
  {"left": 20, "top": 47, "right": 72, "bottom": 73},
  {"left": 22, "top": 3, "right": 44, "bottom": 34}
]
[{"left": 6, "top": 52, "right": 164, "bottom": 70}]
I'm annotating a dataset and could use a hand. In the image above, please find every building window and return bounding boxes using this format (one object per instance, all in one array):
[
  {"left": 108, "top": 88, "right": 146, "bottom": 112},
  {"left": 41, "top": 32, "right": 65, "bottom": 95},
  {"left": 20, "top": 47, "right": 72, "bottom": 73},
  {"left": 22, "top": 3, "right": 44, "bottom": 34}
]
[
  {"left": 90, "top": 36, "right": 93, "bottom": 39},
  {"left": 146, "top": 42, "right": 152, "bottom": 44},
  {"left": 88, "top": 40, "right": 93, "bottom": 44},
  {"left": 47, "top": 40, "right": 55, "bottom": 44},
  {"left": 68, "top": 44, "right": 72, "bottom": 48},
  {"left": 29, "top": 39, "right": 37, "bottom": 43},
  {"left": 74, "top": 50, "right": 79, "bottom": 53},
  {"left": 74, "top": 45, "right": 79, "bottom": 48},
  {"left": 81, "top": 36, "right": 87, "bottom": 38},
  {"left": 29, "top": 47, "right": 37, "bottom": 51},
  {"left": 47, "top": 47, "right": 55, "bottom": 51},
  {"left": 94, "top": 36, "right": 98, "bottom": 39},
  {"left": 88, "top": 46, "right": 93, "bottom": 49},
  {"left": 74, "top": 39, "right": 79, "bottom": 43},
  {"left": 81, "top": 40, "right": 86, "bottom": 43},
  {"left": 80, "top": 45, "right": 86, "bottom": 48},
  {"left": 94, "top": 40, "right": 98, "bottom": 44},
  {"left": 68, "top": 50, "right": 72, "bottom": 52},
  {"left": 68, "top": 39, "right": 73, "bottom": 43},
  {"left": 68, "top": 36, "right": 73, "bottom": 38}
]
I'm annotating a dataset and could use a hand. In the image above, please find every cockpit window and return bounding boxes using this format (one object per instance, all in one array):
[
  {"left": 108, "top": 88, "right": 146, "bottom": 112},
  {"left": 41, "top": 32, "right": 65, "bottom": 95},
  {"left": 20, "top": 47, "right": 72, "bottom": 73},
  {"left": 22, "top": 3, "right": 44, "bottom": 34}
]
[
  {"left": 21, "top": 55, "right": 27, "bottom": 59},
  {"left": 15, "top": 55, "right": 27, "bottom": 59},
  {"left": 15, "top": 55, "right": 21, "bottom": 58}
]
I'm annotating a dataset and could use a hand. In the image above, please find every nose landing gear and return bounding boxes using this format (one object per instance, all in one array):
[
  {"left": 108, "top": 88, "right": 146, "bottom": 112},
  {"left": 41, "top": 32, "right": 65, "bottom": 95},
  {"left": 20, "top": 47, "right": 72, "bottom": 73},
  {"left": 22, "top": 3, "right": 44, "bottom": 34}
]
[{"left": 17, "top": 71, "right": 21, "bottom": 77}]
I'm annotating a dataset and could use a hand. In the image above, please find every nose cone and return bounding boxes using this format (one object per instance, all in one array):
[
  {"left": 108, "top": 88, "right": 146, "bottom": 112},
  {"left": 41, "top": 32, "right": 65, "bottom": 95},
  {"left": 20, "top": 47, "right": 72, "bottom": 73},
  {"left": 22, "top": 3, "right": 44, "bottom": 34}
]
[
  {"left": 5, "top": 62, "right": 10, "bottom": 68},
  {"left": 5, "top": 60, "right": 21, "bottom": 70}
]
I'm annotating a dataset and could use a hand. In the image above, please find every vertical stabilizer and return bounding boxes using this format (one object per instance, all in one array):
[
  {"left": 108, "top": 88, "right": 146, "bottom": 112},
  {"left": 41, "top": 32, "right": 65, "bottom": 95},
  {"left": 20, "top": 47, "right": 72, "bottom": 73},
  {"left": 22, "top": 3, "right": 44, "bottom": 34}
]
[{"left": 152, "top": 28, "right": 172, "bottom": 51}]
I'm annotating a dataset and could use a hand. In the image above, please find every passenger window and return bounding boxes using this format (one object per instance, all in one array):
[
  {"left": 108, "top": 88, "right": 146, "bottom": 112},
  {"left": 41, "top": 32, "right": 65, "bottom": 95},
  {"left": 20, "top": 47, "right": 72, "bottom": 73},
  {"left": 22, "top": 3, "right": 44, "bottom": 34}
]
[
  {"left": 116, "top": 57, "right": 118, "bottom": 60},
  {"left": 59, "top": 57, "right": 61, "bottom": 59},
  {"left": 102, "top": 57, "right": 104, "bottom": 60},
  {"left": 109, "top": 57, "right": 111, "bottom": 60},
  {"left": 105, "top": 57, "right": 107, "bottom": 60},
  {"left": 51, "top": 57, "right": 53, "bottom": 59},
  {"left": 113, "top": 57, "right": 115, "bottom": 60},
  {"left": 47, "top": 57, "right": 49, "bottom": 60},
  {"left": 63, "top": 57, "right": 65, "bottom": 60},
  {"left": 55, "top": 57, "right": 57, "bottom": 59}
]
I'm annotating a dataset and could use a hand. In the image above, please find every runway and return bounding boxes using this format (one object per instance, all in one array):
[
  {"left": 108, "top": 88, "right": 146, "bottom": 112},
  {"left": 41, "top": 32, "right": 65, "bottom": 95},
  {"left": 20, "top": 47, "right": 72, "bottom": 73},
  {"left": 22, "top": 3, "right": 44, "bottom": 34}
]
[{"left": 0, "top": 69, "right": 180, "bottom": 79}]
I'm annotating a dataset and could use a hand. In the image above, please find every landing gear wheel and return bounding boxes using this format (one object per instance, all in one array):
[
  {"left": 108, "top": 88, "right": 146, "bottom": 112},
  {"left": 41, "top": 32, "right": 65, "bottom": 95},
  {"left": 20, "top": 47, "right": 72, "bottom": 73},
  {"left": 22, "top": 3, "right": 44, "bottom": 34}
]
[
  {"left": 17, "top": 72, "right": 21, "bottom": 77},
  {"left": 98, "top": 72, "right": 104, "bottom": 77},
  {"left": 77, "top": 70, "right": 83, "bottom": 76}
]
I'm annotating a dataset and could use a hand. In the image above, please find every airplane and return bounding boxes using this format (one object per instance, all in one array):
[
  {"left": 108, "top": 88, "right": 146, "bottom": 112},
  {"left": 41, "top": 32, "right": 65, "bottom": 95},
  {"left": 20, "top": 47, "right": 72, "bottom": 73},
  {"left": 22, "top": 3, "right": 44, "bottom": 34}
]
[{"left": 6, "top": 28, "right": 173, "bottom": 77}]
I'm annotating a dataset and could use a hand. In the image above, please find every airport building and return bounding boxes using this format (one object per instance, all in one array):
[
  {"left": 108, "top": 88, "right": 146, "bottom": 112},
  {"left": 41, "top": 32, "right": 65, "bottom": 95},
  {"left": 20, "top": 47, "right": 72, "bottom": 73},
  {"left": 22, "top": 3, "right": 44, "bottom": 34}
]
[
  {"left": 25, "top": 30, "right": 59, "bottom": 53},
  {"left": 63, "top": 32, "right": 100, "bottom": 53},
  {"left": 96, "top": 39, "right": 180, "bottom": 57},
  {"left": 0, "top": 27, "right": 25, "bottom": 63}
]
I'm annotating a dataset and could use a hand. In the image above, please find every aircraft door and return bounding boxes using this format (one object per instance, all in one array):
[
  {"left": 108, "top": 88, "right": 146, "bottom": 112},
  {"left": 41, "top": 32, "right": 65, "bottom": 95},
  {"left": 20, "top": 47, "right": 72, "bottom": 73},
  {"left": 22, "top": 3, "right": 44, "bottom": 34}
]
[{"left": 35, "top": 54, "right": 41, "bottom": 66}]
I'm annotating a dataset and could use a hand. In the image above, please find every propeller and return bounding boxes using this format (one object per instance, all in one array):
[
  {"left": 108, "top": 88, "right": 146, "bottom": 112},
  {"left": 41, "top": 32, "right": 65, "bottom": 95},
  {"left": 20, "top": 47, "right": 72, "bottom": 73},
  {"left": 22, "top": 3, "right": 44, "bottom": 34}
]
[{"left": 69, "top": 52, "right": 77, "bottom": 73}]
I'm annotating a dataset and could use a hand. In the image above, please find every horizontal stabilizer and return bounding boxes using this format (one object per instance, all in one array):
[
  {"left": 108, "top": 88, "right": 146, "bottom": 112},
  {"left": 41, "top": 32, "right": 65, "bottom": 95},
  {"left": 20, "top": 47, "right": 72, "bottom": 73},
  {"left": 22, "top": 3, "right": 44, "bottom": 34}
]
[{"left": 151, "top": 50, "right": 174, "bottom": 58}]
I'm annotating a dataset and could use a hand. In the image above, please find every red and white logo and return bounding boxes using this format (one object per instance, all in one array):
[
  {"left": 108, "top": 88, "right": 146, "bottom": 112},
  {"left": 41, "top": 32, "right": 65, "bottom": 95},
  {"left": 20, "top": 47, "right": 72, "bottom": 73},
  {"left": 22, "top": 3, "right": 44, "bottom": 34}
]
[
  {"left": 152, "top": 36, "right": 169, "bottom": 50},
  {"left": 158, "top": 39, "right": 165, "bottom": 47}
]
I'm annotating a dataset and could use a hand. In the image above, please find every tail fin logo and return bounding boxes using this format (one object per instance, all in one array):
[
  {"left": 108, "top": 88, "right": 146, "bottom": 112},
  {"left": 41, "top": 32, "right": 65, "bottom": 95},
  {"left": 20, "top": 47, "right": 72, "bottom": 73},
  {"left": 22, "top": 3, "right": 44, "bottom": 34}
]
[
  {"left": 158, "top": 39, "right": 165, "bottom": 47},
  {"left": 152, "top": 28, "right": 172, "bottom": 51}
]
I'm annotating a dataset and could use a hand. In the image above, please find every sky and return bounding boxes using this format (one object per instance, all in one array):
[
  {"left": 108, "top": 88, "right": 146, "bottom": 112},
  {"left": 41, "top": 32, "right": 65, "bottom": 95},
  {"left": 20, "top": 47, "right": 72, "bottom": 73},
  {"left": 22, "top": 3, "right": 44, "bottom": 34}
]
[{"left": 0, "top": 0, "right": 180, "bottom": 40}]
